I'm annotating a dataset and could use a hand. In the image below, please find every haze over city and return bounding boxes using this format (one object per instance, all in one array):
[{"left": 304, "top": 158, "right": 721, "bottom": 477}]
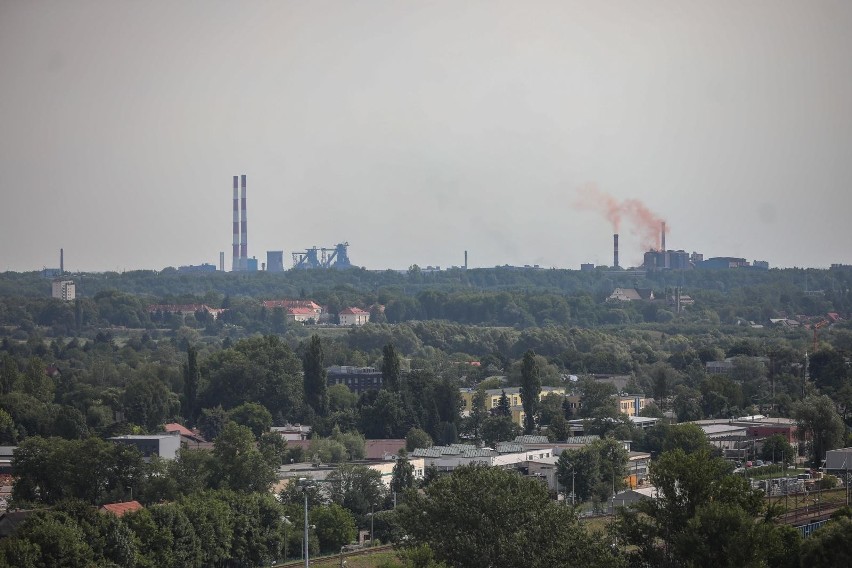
[{"left": 2, "top": 1, "right": 851, "bottom": 272}]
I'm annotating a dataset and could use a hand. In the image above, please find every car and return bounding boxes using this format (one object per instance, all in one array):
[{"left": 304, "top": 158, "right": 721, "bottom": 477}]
[
  {"left": 755, "top": 460, "right": 765, "bottom": 467},
  {"left": 745, "top": 461, "right": 753, "bottom": 468}
]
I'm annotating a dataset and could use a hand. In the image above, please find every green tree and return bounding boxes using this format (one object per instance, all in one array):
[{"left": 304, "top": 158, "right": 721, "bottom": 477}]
[
  {"left": 198, "top": 405, "right": 228, "bottom": 441},
  {"left": 212, "top": 422, "right": 276, "bottom": 493},
  {"left": 382, "top": 343, "right": 402, "bottom": 392},
  {"left": 800, "top": 516, "right": 852, "bottom": 567},
  {"left": 326, "top": 464, "right": 386, "bottom": 521},
  {"left": 618, "top": 448, "right": 764, "bottom": 567},
  {"left": 182, "top": 345, "right": 200, "bottom": 423},
  {"left": 303, "top": 335, "right": 328, "bottom": 416},
  {"left": 519, "top": 350, "right": 541, "bottom": 434},
  {"left": 0, "top": 353, "right": 19, "bottom": 395},
  {"left": 397, "top": 465, "right": 623, "bottom": 568},
  {"left": 228, "top": 401, "right": 272, "bottom": 439},
  {"left": 406, "top": 427, "right": 433, "bottom": 452},
  {"left": 391, "top": 453, "right": 416, "bottom": 496},
  {"left": 494, "top": 390, "right": 511, "bottom": 417},
  {"left": 481, "top": 415, "right": 521, "bottom": 447},
  {"left": 19, "top": 357, "right": 54, "bottom": 404},
  {"left": 793, "top": 394, "right": 845, "bottom": 467},
  {"left": 123, "top": 376, "right": 176, "bottom": 431},
  {"left": 465, "top": 388, "right": 488, "bottom": 442},
  {"left": 1, "top": 512, "right": 95, "bottom": 568},
  {"left": 761, "top": 434, "right": 794, "bottom": 465},
  {"left": 311, "top": 503, "right": 357, "bottom": 553}
]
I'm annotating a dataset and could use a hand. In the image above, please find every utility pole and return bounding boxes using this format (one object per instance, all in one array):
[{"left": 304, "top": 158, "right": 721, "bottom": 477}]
[{"left": 299, "top": 478, "right": 312, "bottom": 568}]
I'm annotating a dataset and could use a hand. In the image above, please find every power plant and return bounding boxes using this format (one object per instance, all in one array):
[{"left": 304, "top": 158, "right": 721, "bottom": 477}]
[
  {"left": 292, "top": 242, "right": 352, "bottom": 270},
  {"left": 226, "top": 175, "right": 353, "bottom": 271}
]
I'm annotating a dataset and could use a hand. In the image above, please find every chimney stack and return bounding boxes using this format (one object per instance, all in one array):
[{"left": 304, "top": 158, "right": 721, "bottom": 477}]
[
  {"left": 661, "top": 221, "right": 666, "bottom": 251},
  {"left": 613, "top": 234, "right": 619, "bottom": 268},
  {"left": 240, "top": 175, "right": 247, "bottom": 270},
  {"left": 232, "top": 176, "right": 239, "bottom": 271},
  {"left": 464, "top": 250, "right": 468, "bottom": 270},
  {"left": 60, "top": 248, "right": 64, "bottom": 274},
  {"left": 219, "top": 251, "right": 224, "bottom": 272}
]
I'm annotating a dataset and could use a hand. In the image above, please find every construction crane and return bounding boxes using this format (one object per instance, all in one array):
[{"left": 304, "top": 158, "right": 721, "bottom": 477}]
[{"left": 812, "top": 319, "right": 829, "bottom": 351}]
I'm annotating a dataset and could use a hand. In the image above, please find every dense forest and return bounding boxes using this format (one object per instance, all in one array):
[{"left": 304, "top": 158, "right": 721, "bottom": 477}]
[{"left": 1, "top": 266, "right": 851, "bottom": 566}]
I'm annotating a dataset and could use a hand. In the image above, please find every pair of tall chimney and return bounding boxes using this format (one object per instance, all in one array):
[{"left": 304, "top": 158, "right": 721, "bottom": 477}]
[{"left": 232, "top": 175, "right": 247, "bottom": 271}]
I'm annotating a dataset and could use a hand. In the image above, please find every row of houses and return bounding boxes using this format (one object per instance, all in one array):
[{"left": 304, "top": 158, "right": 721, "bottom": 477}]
[{"left": 146, "top": 299, "right": 372, "bottom": 326}]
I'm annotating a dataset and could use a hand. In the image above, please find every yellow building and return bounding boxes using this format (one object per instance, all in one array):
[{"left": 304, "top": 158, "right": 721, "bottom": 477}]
[
  {"left": 460, "top": 386, "right": 567, "bottom": 427},
  {"left": 460, "top": 387, "right": 649, "bottom": 425},
  {"left": 616, "top": 396, "right": 649, "bottom": 417}
]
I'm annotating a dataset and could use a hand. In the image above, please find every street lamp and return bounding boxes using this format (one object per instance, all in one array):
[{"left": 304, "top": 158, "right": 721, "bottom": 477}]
[
  {"left": 298, "top": 478, "right": 314, "bottom": 568},
  {"left": 281, "top": 515, "right": 292, "bottom": 562}
]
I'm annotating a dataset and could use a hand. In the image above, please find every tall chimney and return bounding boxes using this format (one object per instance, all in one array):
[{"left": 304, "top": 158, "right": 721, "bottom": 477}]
[
  {"left": 613, "top": 234, "right": 619, "bottom": 268},
  {"left": 464, "top": 250, "right": 468, "bottom": 270},
  {"left": 240, "top": 174, "right": 247, "bottom": 270},
  {"left": 661, "top": 221, "right": 666, "bottom": 251},
  {"left": 219, "top": 251, "right": 225, "bottom": 272},
  {"left": 60, "top": 248, "right": 64, "bottom": 274},
  {"left": 232, "top": 176, "right": 239, "bottom": 271}
]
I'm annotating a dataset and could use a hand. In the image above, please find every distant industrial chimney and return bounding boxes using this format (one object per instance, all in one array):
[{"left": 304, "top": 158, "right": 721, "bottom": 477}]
[
  {"left": 661, "top": 221, "right": 666, "bottom": 251},
  {"left": 613, "top": 234, "right": 619, "bottom": 268},
  {"left": 60, "top": 248, "right": 64, "bottom": 274},
  {"left": 219, "top": 251, "right": 225, "bottom": 272},
  {"left": 232, "top": 176, "right": 239, "bottom": 271},
  {"left": 464, "top": 250, "right": 468, "bottom": 270},
  {"left": 240, "top": 175, "right": 247, "bottom": 270}
]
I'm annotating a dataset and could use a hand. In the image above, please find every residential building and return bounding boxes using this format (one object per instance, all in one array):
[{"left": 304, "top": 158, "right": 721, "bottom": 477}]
[
  {"left": 277, "top": 457, "right": 425, "bottom": 488},
  {"left": 339, "top": 307, "right": 370, "bottom": 326},
  {"left": 108, "top": 434, "right": 181, "bottom": 461},
  {"left": 262, "top": 300, "right": 325, "bottom": 321},
  {"left": 146, "top": 303, "right": 225, "bottom": 320},
  {"left": 51, "top": 279, "right": 75, "bottom": 301},
  {"left": 327, "top": 366, "right": 383, "bottom": 394},
  {"left": 270, "top": 424, "right": 312, "bottom": 441}
]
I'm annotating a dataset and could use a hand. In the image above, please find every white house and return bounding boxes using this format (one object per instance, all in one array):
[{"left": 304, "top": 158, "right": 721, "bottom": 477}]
[{"left": 339, "top": 307, "right": 370, "bottom": 326}]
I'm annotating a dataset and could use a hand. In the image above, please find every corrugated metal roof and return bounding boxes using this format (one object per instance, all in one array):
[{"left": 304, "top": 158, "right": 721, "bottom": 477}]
[
  {"left": 563, "top": 435, "right": 600, "bottom": 444},
  {"left": 514, "top": 435, "right": 550, "bottom": 444},
  {"left": 496, "top": 443, "right": 525, "bottom": 454}
]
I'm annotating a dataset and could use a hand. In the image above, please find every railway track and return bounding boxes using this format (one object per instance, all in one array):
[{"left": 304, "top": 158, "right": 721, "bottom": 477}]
[{"left": 272, "top": 544, "right": 395, "bottom": 567}]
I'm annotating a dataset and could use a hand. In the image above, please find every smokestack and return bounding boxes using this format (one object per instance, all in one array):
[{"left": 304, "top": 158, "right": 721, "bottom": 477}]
[
  {"left": 219, "top": 251, "right": 224, "bottom": 272},
  {"left": 464, "top": 250, "right": 468, "bottom": 270},
  {"left": 661, "top": 222, "right": 666, "bottom": 251},
  {"left": 613, "top": 234, "right": 619, "bottom": 268},
  {"left": 240, "top": 174, "right": 247, "bottom": 270},
  {"left": 60, "top": 248, "right": 64, "bottom": 274},
  {"left": 232, "top": 176, "right": 239, "bottom": 271}
]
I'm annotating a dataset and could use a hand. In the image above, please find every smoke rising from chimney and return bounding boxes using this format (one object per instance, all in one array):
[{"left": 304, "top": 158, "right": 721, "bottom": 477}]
[{"left": 575, "top": 184, "right": 668, "bottom": 251}]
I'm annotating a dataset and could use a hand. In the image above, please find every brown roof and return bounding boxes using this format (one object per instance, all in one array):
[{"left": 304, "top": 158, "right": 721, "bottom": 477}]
[
  {"left": 340, "top": 307, "right": 369, "bottom": 315},
  {"left": 100, "top": 501, "right": 143, "bottom": 517},
  {"left": 365, "top": 439, "right": 406, "bottom": 460},
  {"left": 164, "top": 423, "right": 194, "bottom": 437},
  {"left": 263, "top": 300, "right": 322, "bottom": 310}
]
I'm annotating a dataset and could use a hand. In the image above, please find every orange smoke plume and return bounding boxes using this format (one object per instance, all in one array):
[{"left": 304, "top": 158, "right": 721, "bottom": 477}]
[
  {"left": 575, "top": 185, "right": 668, "bottom": 250},
  {"left": 574, "top": 184, "right": 623, "bottom": 233}
]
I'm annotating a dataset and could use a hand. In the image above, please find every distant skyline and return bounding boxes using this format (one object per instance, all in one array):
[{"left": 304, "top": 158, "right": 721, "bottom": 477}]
[{"left": 2, "top": 1, "right": 851, "bottom": 272}]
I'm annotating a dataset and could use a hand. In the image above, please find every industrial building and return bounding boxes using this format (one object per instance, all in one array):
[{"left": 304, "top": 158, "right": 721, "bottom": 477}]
[
  {"left": 292, "top": 242, "right": 352, "bottom": 270},
  {"left": 266, "top": 251, "right": 285, "bottom": 272}
]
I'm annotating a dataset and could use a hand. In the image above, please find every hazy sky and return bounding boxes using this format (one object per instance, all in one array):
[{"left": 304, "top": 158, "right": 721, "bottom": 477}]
[{"left": 2, "top": 1, "right": 851, "bottom": 272}]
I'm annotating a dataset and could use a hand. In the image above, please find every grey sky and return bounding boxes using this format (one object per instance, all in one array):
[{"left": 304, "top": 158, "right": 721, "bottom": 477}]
[{"left": 1, "top": 0, "right": 851, "bottom": 272}]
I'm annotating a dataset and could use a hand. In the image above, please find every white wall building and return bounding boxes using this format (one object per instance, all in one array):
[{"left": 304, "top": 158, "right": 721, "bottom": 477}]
[
  {"left": 339, "top": 307, "right": 370, "bottom": 326},
  {"left": 51, "top": 280, "right": 75, "bottom": 301}
]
